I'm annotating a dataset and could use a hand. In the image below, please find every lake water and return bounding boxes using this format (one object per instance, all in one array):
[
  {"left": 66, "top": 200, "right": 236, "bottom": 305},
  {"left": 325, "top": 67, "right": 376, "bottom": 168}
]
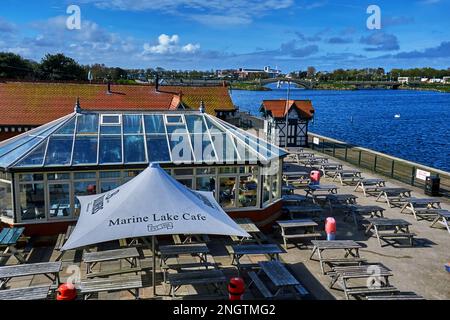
[{"left": 231, "top": 86, "right": 450, "bottom": 172}]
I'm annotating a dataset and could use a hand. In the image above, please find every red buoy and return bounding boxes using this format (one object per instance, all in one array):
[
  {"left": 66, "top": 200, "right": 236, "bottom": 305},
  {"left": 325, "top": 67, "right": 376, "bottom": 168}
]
[
  {"left": 228, "top": 277, "right": 245, "bottom": 300},
  {"left": 56, "top": 283, "right": 77, "bottom": 301},
  {"left": 310, "top": 171, "right": 321, "bottom": 184},
  {"left": 325, "top": 217, "right": 337, "bottom": 236}
]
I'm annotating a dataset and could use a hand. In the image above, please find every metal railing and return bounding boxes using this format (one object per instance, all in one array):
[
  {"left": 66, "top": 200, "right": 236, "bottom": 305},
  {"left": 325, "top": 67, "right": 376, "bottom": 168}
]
[{"left": 308, "top": 132, "right": 450, "bottom": 197}]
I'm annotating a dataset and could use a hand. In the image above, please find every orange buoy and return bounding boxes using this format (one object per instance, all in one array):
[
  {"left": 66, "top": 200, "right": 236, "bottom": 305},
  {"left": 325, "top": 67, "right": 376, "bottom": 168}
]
[
  {"left": 56, "top": 283, "right": 77, "bottom": 301},
  {"left": 228, "top": 277, "right": 245, "bottom": 300}
]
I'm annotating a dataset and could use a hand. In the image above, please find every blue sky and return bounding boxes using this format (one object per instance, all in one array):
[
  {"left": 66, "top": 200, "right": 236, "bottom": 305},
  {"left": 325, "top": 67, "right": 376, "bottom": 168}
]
[{"left": 0, "top": 0, "right": 449, "bottom": 71}]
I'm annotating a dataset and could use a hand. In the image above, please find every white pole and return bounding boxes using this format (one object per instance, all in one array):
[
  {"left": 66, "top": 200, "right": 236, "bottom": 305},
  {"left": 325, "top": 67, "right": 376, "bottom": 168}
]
[
  {"left": 152, "top": 235, "right": 156, "bottom": 296},
  {"left": 285, "top": 80, "right": 291, "bottom": 148}
]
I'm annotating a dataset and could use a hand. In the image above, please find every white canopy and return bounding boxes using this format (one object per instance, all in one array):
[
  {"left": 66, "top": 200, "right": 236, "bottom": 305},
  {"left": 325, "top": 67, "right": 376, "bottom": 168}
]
[{"left": 62, "top": 163, "right": 249, "bottom": 251}]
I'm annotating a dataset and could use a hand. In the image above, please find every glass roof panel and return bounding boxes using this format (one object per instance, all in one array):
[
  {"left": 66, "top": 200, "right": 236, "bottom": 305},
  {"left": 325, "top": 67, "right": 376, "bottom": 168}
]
[
  {"left": 123, "top": 115, "right": 144, "bottom": 134},
  {"left": 72, "top": 136, "right": 98, "bottom": 165},
  {"left": 166, "top": 125, "right": 187, "bottom": 134},
  {"left": 210, "top": 133, "right": 239, "bottom": 162},
  {"left": 76, "top": 114, "right": 99, "bottom": 134},
  {"left": 99, "top": 135, "right": 122, "bottom": 164},
  {"left": 45, "top": 136, "right": 74, "bottom": 166},
  {"left": 0, "top": 135, "right": 35, "bottom": 158},
  {"left": 15, "top": 140, "right": 48, "bottom": 167},
  {"left": 0, "top": 137, "right": 43, "bottom": 168},
  {"left": 168, "top": 133, "right": 194, "bottom": 163},
  {"left": 100, "top": 125, "right": 121, "bottom": 135},
  {"left": 53, "top": 117, "right": 76, "bottom": 135},
  {"left": 186, "top": 115, "right": 207, "bottom": 134},
  {"left": 144, "top": 115, "right": 165, "bottom": 134},
  {"left": 190, "top": 134, "right": 216, "bottom": 163},
  {"left": 124, "top": 135, "right": 146, "bottom": 163},
  {"left": 146, "top": 135, "right": 171, "bottom": 162}
]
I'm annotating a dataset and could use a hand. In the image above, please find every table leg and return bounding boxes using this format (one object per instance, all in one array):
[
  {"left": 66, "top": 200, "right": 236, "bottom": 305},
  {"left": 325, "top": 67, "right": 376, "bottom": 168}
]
[
  {"left": 374, "top": 225, "right": 382, "bottom": 247},
  {"left": 309, "top": 246, "right": 317, "bottom": 260},
  {"left": 317, "top": 249, "right": 325, "bottom": 274}
]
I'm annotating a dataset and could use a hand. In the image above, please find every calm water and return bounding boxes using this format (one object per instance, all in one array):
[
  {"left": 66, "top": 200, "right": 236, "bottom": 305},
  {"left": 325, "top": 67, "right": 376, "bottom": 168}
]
[{"left": 231, "top": 86, "right": 450, "bottom": 172}]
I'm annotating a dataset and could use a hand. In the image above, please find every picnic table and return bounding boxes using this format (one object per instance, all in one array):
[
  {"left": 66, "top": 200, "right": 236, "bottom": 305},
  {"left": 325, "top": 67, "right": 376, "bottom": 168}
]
[
  {"left": 375, "top": 187, "right": 412, "bottom": 208},
  {"left": 0, "top": 261, "right": 61, "bottom": 289},
  {"left": 83, "top": 247, "right": 141, "bottom": 278},
  {"left": 276, "top": 219, "right": 321, "bottom": 249},
  {"left": 282, "top": 194, "right": 308, "bottom": 205},
  {"left": 399, "top": 197, "right": 441, "bottom": 220},
  {"left": 354, "top": 178, "right": 386, "bottom": 196},
  {"left": 310, "top": 240, "right": 364, "bottom": 274},
  {"left": 329, "top": 265, "right": 398, "bottom": 300},
  {"left": 249, "top": 261, "right": 303, "bottom": 299},
  {"left": 0, "top": 227, "right": 27, "bottom": 264},
  {"left": 332, "top": 169, "right": 362, "bottom": 185},
  {"left": 288, "top": 152, "right": 314, "bottom": 163},
  {"left": 300, "top": 157, "right": 329, "bottom": 167},
  {"left": 283, "top": 171, "right": 310, "bottom": 185},
  {"left": 305, "top": 184, "right": 339, "bottom": 203},
  {"left": 282, "top": 184, "right": 297, "bottom": 195},
  {"left": 345, "top": 205, "right": 385, "bottom": 227},
  {"left": 430, "top": 210, "right": 450, "bottom": 234},
  {"left": 365, "top": 218, "right": 415, "bottom": 247},
  {"left": 54, "top": 225, "right": 75, "bottom": 261},
  {"left": 228, "top": 244, "right": 285, "bottom": 273},
  {"left": 80, "top": 275, "right": 143, "bottom": 300},
  {"left": 326, "top": 194, "right": 358, "bottom": 213},
  {"left": 0, "top": 285, "right": 51, "bottom": 300},
  {"left": 167, "top": 269, "right": 227, "bottom": 298},
  {"left": 232, "top": 218, "right": 267, "bottom": 244},
  {"left": 320, "top": 163, "right": 343, "bottom": 176},
  {"left": 283, "top": 204, "right": 324, "bottom": 220}
]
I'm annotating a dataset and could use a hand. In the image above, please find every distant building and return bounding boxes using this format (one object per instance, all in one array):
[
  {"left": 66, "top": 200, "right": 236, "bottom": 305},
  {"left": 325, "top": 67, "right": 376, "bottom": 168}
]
[
  {"left": 429, "top": 78, "right": 443, "bottom": 83},
  {"left": 442, "top": 76, "right": 450, "bottom": 83},
  {"left": 217, "top": 66, "right": 282, "bottom": 80},
  {"left": 421, "top": 78, "right": 429, "bottom": 82},
  {"left": 398, "top": 77, "right": 410, "bottom": 84}
]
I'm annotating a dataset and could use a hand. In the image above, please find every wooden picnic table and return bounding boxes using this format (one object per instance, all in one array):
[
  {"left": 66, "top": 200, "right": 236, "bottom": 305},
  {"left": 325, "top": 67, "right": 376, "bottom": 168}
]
[
  {"left": 80, "top": 275, "right": 143, "bottom": 300},
  {"left": 430, "top": 210, "right": 450, "bottom": 234},
  {"left": 329, "top": 264, "right": 397, "bottom": 300},
  {"left": 310, "top": 240, "right": 364, "bottom": 274},
  {"left": 83, "top": 247, "right": 141, "bottom": 278},
  {"left": 320, "top": 163, "right": 343, "bottom": 176},
  {"left": 400, "top": 197, "right": 441, "bottom": 220},
  {"left": 257, "top": 261, "right": 300, "bottom": 297},
  {"left": 305, "top": 184, "right": 339, "bottom": 203},
  {"left": 276, "top": 219, "right": 321, "bottom": 249},
  {"left": 332, "top": 169, "right": 362, "bottom": 185},
  {"left": 228, "top": 244, "right": 285, "bottom": 273},
  {"left": 232, "top": 218, "right": 267, "bottom": 244},
  {"left": 345, "top": 205, "right": 385, "bottom": 227},
  {"left": 159, "top": 243, "right": 210, "bottom": 266},
  {"left": 354, "top": 178, "right": 386, "bottom": 196},
  {"left": 0, "top": 227, "right": 27, "bottom": 264},
  {"left": 54, "top": 225, "right": 75, "bottom": 261},
  {"left": 326, "top": 194, "right": 358, "bottom": 213},
  {"left": 283, "top": 204, "right": 324, "bottom": 220},
  {"left": 167, "top": 269, "right": 227, "bottom": 298},
  {"left": 300, "top": 157, "right": 329, "bottom": 167},
  {"left": 0, "top": 285, "right": 51, "bottom": 300},
  {"left": 375, "top": 187, "right": 412, "bottom": 208},
  {"left": 0, "top": 261, "right": 61, "bottom": 289},
  {"left": 365, "top": 218, "right": 414, "bottom": 247},
  {"left": 282, "top": 184, "right": 297, "bottom": 195},
  {"left": 283, "top": 194, "right": 308, "bottom": 204}
]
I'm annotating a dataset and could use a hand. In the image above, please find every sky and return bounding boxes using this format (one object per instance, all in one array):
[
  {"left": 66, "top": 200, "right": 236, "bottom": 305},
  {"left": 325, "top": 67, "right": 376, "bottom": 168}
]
[{"left": 0, "top": 0, "right": 449, "bottom": 72}]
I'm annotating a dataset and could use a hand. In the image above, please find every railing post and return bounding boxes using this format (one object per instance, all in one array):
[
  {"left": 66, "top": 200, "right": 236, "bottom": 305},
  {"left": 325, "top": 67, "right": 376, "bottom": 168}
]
[
  {"left": 333, "top": 143, "right": 336, "bottom": 157},
  {"left": 344, "top": 146, "right": 348, "bottom": 161},
  {"left": 411, "top": 166, "right": 416, "bottom": 186},
  {"left": 391, "top": 160, "right": 395, "bottom": 178},
  {"left": 322, "top": 139, "right": 325, "bottom": 153},
  {"left": 373, "top": 155, "right": 377, "bottom": 173},
  {"left": 358, "top": 150, "right": 362, "bottom": 166}
]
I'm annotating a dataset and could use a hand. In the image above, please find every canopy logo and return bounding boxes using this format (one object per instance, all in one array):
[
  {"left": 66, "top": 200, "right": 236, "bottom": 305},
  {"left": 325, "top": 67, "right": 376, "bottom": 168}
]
[
  {"left": 89, "top": 189, "right": 120, "bottom": 215},
  {"left": 148, "top": 222, "right": 174, "bottom": 232}
]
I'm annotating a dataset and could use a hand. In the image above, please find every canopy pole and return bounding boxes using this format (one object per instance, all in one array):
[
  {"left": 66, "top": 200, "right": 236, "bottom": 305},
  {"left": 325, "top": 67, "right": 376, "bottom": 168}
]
[{"left": 152, "top": 235, "right": 156, "bottom": 297}]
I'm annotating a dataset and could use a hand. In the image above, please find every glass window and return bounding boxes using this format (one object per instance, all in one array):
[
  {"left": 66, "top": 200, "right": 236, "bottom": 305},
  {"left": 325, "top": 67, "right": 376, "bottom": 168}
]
[
  {"left": 74, "top": 181, "right": 97, "bottom": 216},
  {"left": 19, "top": 183, "right": 45, "bottom": 221},
  {"left": 271, "top": 174, "right": 280, "bottom": 200},
  {"left": 262, "top": 175, "right": 271, "bottom": 204},
  {"left": 73, "top": 136, "right": 98, "bottom": 165},
  {"left": 238, "top": 173, "right": 258, "bottom": 208},
  {"left": 54, "top": 117, "right": 76, "bottom": 135},
  {"left": 48, "top": 173, "right": 70, "bottom": 180},
  {"left": 74, "top": 172, "right": 96, "bottom": 180},
  {"left": 196, "top": 176, "right": 216, "bottom": 193},
  {"left": 144, "top": 115, "right": 165, "bottom": 134},
  {"left": 124, "top": 135, "right": 146, "bottom": 163},
  {"left": 45, "top": 136, "right": 74, "bottom": 166},
  {"left": 219, "top": 167, "right": 237, "bottom": 174},
  {"left": 168, "top": 133, "right": 193, "bottom": 163},
  {"left": 100, "top": 171, "right": 121, "bottom": 179},
  {"left": 176, "top": 178, "right": 192, "bottom": 189},
  {"left": 77, "top": 114, "right": 99, "bottom": 134},
  {"left": 101, "top": 114, "right": 121, "bottom": 125},
  {"left": 19, "top": 173, "right": 44, "bottom": 182},
  {"left": 191, "top": 134, "right": 216, "bottom": 163},
  {"left": 124, "top": 170, "right": 143, "bottom": 180},
  {"left": 166, "top": 125, "right": 187, "bottom": 134},
  {"left": 15, "top": 141, "right": 48, "bottom": 167},
  {"left": 219, "top": 177, "right": 236, "bottom": 208},
  {"left": 100, "top": 125, "right": 121, "bottom": 135},
  {"left": 166, "top": 115, "right": 184, "bottom": 124},
  {"left": 49, "top": 184, "right": 71, "bottom": 218},
  {"left": 146, "top": 135, "right": 171, "bottom": 162},
  {"left": 100, "top": 181, "right": 120, "bottom": 193},
  {"left": 123, "top": 115, "right": 144, "bottom": 134},
  {"left": 99, "top": 136, "right": 122, "bottom": 164},
  {"left": 186, "top": 115, "right": 207, "bottom": 133},
  {"left": 196, "top": 167, "right": 216, "bottom": 175},
  {"left": 173, "top": 168, "right": 193, "bottom": 176},
  {"left": 0, "top": 182, "right": 13, "bottom": 219},
  {"left": 211, "top": 133, "right": 238, "bottom": 162}
]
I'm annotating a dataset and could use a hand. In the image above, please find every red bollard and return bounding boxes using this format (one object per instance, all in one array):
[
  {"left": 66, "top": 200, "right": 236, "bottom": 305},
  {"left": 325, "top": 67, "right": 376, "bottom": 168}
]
[
  {"left": 309, "top": 171, "right": 321, "bottom": 185},
  {"left": 325, "top": 217, "right": 336, "bottom": 240},
  {"left": 228, "top": 277, "right": 245, "bottom": 300},
  {"left": 56, "top": 283, "right": 77, "bottom": 301}
]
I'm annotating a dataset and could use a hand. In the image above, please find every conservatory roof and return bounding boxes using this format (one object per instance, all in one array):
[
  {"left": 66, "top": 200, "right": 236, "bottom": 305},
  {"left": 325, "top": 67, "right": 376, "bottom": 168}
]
[{"left": 0, "top": 110, "right": 286, "bottom": 170}]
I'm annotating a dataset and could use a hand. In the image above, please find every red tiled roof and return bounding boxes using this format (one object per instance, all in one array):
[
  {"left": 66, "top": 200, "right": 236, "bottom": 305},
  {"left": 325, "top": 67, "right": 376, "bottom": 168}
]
[
  {"left": 0, "top": 82, "right": 235, "bottom": 126},
  {"left": 260, "top": 100, "right": 315, "bottom": 119}
]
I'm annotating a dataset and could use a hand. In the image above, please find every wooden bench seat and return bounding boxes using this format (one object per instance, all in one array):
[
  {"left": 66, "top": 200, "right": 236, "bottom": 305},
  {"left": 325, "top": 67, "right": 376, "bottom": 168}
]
[
  {"left": 283, "top": 233, "right": 322, "bottom": 239},
  {"left": 86, "top": 266, "right": 142, "bottom": 279},
  {"left": 378, "top": 233, "right": 415, "bottom": 246},
  {"left": 80, "top": 276, "right": 142, "bottom": 300},
  {"left": 367, "top": 294, "right": 425, "bottom": 300},
  {"left": 248, "top": 271, "right": 273, "bottom": 299},
  {"left": 0, "top": 285, "right": 50, "bottom": 300},
  {"left": 346, "top": 286, "right": 400, "bottom": 297}
]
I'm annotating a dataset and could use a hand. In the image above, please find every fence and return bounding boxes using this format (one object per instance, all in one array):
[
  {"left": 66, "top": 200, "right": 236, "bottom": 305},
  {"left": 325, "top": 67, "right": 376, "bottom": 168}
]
[{"left": 308, "top": 132, "right": 450, "bottom": 197}]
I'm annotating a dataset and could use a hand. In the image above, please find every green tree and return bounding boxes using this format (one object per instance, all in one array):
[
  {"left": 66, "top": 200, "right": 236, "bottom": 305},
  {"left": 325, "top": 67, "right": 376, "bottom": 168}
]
[
  {"left": 38, "top": 53, "right": 86, "bottom": 80},
  {"left": 0, "top": 52, "right": 35, "bottom": 79}
]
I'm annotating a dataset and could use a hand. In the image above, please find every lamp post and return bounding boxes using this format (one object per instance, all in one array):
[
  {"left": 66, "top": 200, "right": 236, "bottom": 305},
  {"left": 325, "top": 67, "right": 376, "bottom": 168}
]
[{"left": 284, "top": 79, "right": 291, "bottom": 148}]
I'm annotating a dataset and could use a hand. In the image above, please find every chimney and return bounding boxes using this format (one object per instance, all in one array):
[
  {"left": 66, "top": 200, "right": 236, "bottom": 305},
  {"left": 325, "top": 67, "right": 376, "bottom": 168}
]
[
  {"left": 106, "top": 81, "right": 112, "bottom": 95},
  {"left": 199, "top": 100, "right": 205, "bottom": 113},
  {"left": 74, "top": 97, "right": 81, "bottom": 113},
  {"left": 155, "top": 74, "right": 160, "bottom": 92}
]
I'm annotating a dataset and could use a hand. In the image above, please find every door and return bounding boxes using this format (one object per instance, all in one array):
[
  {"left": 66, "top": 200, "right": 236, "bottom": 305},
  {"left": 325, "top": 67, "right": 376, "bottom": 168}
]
[{"left": 287, "top": 119, "right": 298, "bottom": 147}]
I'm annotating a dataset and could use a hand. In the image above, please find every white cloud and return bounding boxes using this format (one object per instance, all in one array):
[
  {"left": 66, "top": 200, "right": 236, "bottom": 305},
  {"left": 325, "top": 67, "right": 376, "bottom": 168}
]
[{"left": 143, "top": 34, "right": 200, "bottom": 55}]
